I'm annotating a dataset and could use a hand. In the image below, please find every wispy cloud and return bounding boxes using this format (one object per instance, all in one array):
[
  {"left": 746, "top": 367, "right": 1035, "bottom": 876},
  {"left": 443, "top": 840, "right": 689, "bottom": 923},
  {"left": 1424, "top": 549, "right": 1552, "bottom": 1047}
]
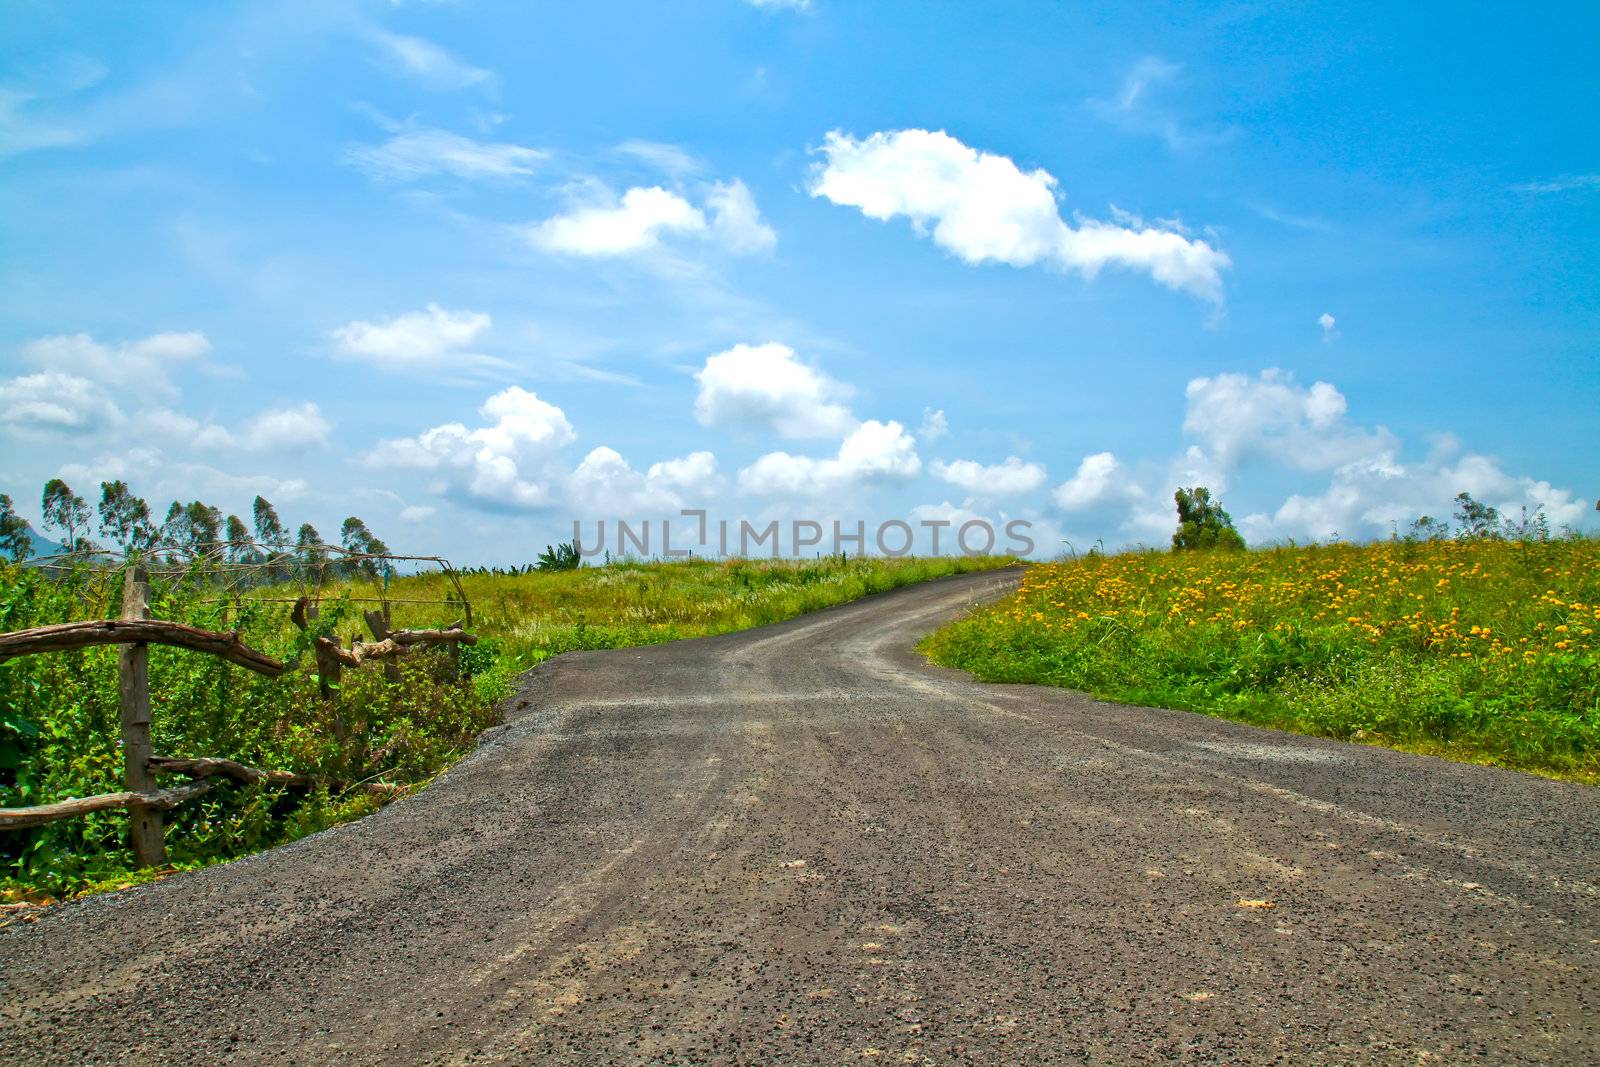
[
  {"left": 367, "top": 29, "right": 494, "bottom": 92},
  {"left": 347, "top": 126, "right": 547, "bottom": 181},
  {"left": 1512, "top": 174, "right": 1600, "bottom": 195},
  {"left": 1087, "top": 56, "right": 1235, "bottom": 151},
  {"left": 1248, "top": 202, "right": 1337, "bottom": 233}
]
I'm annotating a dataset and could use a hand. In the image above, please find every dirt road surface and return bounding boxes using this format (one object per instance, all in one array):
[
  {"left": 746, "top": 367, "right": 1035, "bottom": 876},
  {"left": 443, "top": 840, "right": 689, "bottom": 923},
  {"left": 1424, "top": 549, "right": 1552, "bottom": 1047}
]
[{"left": 2, "top": 569, "right": 1597, "bottom": 1064}]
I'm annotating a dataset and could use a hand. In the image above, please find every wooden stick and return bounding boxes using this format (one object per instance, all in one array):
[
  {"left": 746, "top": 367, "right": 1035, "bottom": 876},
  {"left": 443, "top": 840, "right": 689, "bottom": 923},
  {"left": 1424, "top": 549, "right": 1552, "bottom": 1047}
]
[
  {"left": 0, "top": 619, "right": 288, "bottom": 676},
  {"left": 146, "top": 756, "right": 311, "bottom": 787},
  {"left": 146, "top": 756, "right": 407, "bottom": 800},
  {"left": 0, "top": 780, "right": 215, "bottom": 831},
  {"left": 119, "top": 569, "right": 165, "bottom": 868}
]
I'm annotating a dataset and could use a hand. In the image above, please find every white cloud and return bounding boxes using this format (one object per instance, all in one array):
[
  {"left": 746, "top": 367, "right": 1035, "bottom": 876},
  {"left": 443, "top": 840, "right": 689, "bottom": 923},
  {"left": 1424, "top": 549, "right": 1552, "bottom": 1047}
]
[
  {"left": 567, "top": 447, "right": 720, "bottom": 515},
  {"left": 240, "top": 403, "right": 332, "bottom": 450},
  {"left": 810, "top": 128, "right": 1230, "bottom": 303},
  {"left": 1258, "top": 449, "right": 1589, "bottom": 543},
  {"left": 1182, "top": 369, "right": 1393, "bottom": 472},
  {"left": 329, "top": 304, "right": 511, "bottom": 377},
  {"left": 399, "top": 504, "right": 437, "bottom": 523},
  {"left": 646, "top": 450, "right": 722, "bottom": 499},
  {"left": 134, "top": 401, "right": 331, "bottom": 452},
  {"left": 706, "top": 179, "right": 777, "bottom": 254},
  {"left": 369, "top": 29, "right": 493, "bottom": 91},
  {"left": 366, "top": 386, "right": 575, "bottom": 511},
  {"left": 1052, "top": 451, "right": 1143, "bottom": 511},
  {"left": 527, "top": 181, "right": 776, "bottom": 258},
  {"left": 693, "top": 342, "right": 855, "bottom": 439},
  {"left": 739, "top": 419, "right": 921, "bottom": 497},
  {"left": 21, "top": 330, "right": 212, "bottom": 399},
  {"left": 347, "top": 127, "right": 546, "bottom": 181},
  {"left": 931, "top": 456, "right": 1046, "bottom": 495},
  {"left": 1318, "top": 312, "right": 1338, "bottom": 340},
  {"left": 0, "top": 371, "right": 123, "bottom": 434},
  {"left": 918, "top": 407, "right": 949, "bottom": 443},
  {"left": 135, "top": 408, "right": 235, "bottom": 450},
  {"left": 529, "top": 186, "right": 706, "bottom": 256}
]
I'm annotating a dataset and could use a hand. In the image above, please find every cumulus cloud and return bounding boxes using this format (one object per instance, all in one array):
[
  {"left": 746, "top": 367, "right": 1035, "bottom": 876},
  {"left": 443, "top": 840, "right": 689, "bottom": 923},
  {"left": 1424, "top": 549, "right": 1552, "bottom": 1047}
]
[
  {"left": 931, "top": 456, "right": 1046, "bottom": 495},
  {"left": 1052, "top": 451, "right": 1143, "bottom": 511},
  {"left": 366, "top": 386, "right": 575, "bottom": 511},
  {"left": 693, "top": 343, "right": 855, "bottom": 439},
  {"left": 646, "top": 450, "right": 722, "bottom": 498},
  {"left": 329, "top": 304, "right": 511, "bottom": 377},
  {"left": 1255, "top": 447, "right": 1589, "bottom": 543},
  {"left": 918, "top": 408, "right": 949, "bottom": 443},
  {"left": 20, "top": 330, "right": 212, "bottom": 399},
  {"left": 568, "top": 447, "right": 721, "bottom": 515},
  {"left": 137, "top": 402, "right": 333, "bottom": 452},
  {"left": 529, "top": 186, "right": 704, "bottom": 256},
  {"left": 739, "top": 419, "right": 921, "bottom": 497},
  {"left": 0, "top": 371, "right": 123, "bottom": 434},
  {"left": 369, "top": 30, "right": 493, "bottom": 91},
  {"left": 347, "top": 127, "right": 546, "bottom": 181},
  {"left": 1319, "top": 312, "right": 1338, "bottom": 341},
  {"left": 527, "top": 181, "right": 775, "bottom": 258},
  {"left": 809, "top": 128, "right": 1230, "bottom": 302},
  {"left": 239, "top": 402, "right": 333, "bottom": 450},
  {"left": 1182, "top": 369, "right": 1393, "bottom": 472}
]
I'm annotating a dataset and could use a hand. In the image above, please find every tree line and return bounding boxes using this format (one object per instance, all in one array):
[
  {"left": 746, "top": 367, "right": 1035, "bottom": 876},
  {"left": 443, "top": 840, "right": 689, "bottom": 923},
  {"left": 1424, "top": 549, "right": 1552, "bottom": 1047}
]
[{"left": 0, "top": 478, "right": 390, "bottom": 576}]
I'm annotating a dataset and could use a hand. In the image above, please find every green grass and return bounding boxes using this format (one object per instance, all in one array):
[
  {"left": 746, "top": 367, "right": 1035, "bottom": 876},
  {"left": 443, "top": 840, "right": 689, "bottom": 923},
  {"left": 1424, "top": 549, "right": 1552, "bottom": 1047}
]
[
  {"left": 1, "top": 553, "right": 1013, "bottom": 899},
  {"left": 921, "top": 537, "right": 1600, "bottom": 783}
]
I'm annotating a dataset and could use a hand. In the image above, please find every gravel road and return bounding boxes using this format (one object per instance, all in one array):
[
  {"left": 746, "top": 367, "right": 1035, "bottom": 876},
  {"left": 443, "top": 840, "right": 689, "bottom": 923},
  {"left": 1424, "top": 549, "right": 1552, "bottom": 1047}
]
[{"left": 2, "top": 568, "right": 1597, "bottom": 1065}]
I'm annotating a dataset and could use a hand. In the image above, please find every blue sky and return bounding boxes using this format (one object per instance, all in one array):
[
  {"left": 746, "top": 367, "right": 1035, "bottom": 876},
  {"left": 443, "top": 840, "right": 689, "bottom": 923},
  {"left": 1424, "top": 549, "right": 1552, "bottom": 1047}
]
[{"left": 2, "top": 0, "right": 1596, "bottom": 562}]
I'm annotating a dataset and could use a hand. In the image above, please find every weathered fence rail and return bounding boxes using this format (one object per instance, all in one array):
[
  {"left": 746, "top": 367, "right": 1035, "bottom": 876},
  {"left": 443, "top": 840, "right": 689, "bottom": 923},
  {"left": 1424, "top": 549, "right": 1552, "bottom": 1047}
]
[
  {"left": 0, "top": 619, "right": 288, "bottom": 675},
  {"left": 0, "top": 564, "right": 476, "bottom": 866}
]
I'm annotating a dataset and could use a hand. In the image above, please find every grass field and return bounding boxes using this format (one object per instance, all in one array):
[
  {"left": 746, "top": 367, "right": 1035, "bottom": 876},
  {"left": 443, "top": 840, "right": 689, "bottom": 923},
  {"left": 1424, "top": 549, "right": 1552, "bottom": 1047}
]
[
  {"left": 1, "top": 554, "right": 1012, "bottom": 900},
  {"left": 923, "top": 537, "right": 1600, "bottom": 782}
]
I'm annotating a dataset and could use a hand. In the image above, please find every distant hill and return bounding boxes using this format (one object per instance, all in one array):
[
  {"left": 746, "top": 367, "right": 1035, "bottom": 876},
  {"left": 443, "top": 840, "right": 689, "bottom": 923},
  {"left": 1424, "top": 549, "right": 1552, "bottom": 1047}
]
[{"left": 22, "top": 524, "right": 65, "bottom": 561}]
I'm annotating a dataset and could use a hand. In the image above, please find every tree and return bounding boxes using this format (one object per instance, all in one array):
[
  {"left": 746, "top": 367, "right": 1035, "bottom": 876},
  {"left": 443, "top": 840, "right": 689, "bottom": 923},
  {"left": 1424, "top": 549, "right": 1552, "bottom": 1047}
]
[
  {"left": 251, "top": 495, "right": 287, "bottom": 547},
  {"left": 296, "top": 522, "right": 327, "bottom": 577},
  {"left": 339, "top": 516, "right": 391, "bottom": 579},
  {"left": 1406, "top": 515, "right": 1449, "bottom": 542},
  {"left": 224, "top": 514, "right": 260, "bottom": 564},
  {"left": 41, "top": 479, "right": 91, "bottom": 554},
  {"left": 97, "top": 481, "right": 154, "bottom": 553},
  {"left": 1172, "top": 486, "right": 1245, "bottom": 551},
  {"left": 159, "top": 500, "right": 224, "bottom": 556},
  {"left": 536, "top": 541, "right": 582, "bottom": 571},
  {"left": 1453, "top": 492, "right": 1500, "bottom": 540},
  {"left": 0, "top": 495, "right": 32, "bottom": 562}
]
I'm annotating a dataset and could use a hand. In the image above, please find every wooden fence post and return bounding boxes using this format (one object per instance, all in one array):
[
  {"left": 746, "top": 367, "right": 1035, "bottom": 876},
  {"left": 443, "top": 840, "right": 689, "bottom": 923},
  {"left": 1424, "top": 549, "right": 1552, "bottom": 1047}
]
[
  {"left": 118, "top": 567, "right": 165, "bottom": 868},
  {"left": 365, "top": 603, "right": 401, "bottom": 684}
]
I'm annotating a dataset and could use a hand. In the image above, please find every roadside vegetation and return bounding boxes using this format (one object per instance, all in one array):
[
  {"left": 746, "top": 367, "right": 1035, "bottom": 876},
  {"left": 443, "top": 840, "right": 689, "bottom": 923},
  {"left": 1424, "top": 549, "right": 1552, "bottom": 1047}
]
[
  {"left": 925, "top": 492, "right": 1600, "bottom": 783},
  {"left": 0, "top": 478, "right": 1013, "bottom": 904}
]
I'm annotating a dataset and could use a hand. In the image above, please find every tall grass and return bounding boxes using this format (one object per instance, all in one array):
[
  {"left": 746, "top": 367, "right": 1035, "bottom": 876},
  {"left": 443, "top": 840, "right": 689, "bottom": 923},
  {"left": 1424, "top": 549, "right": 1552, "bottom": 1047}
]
[
  {"left": 1, "top": 554, "right": 1011, "bottom": 898},
  {"left": 922, "top": 537, "right": 1600, "bottom": 781}
]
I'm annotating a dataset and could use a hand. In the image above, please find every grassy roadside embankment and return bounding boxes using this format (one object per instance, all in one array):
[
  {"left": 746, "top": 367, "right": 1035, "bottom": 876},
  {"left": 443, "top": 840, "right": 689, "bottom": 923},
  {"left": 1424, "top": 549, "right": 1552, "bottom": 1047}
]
[
  {"left": 922, "top": 537, "right": 1599, "bottom": 783},
  {"left": 2, "top": 554, "right": 1012, "bottom": 903}
]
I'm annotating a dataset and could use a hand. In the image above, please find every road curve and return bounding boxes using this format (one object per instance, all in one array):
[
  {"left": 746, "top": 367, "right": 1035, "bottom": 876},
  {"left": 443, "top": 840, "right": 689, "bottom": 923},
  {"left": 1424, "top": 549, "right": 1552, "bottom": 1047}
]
[{"left": 2, "top": 568, "right": 1597, "bottom": 1065}]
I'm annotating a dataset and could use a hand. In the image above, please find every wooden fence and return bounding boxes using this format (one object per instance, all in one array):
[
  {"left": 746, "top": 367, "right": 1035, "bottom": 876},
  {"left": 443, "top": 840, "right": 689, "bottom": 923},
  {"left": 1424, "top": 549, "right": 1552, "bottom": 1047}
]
[{"left": 0, "top": 567, "right": 476, "bottom": 866}]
